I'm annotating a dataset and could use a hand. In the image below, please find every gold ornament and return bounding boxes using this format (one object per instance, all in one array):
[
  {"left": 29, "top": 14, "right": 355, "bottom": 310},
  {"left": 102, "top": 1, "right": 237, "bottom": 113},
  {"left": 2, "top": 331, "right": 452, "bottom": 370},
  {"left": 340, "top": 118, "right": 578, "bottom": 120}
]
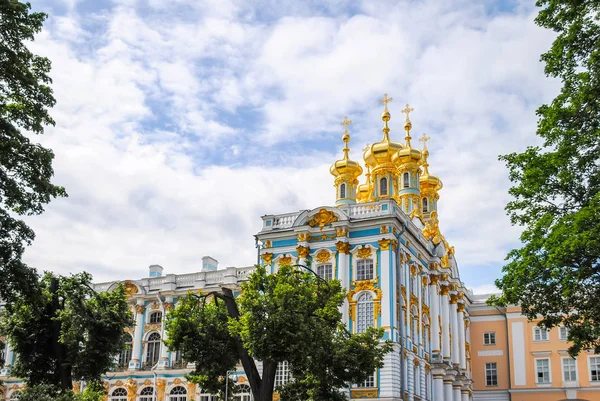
[
  {"left": 296, "top": 245, "right": 310, "bottom": 258},
  {"left": 135, "top": 304, "right": 145, "bottom": 314},
  {"left": 380, "top": 225, "right": 389, "bottom": 234},
  {"left": 261, "top": 253, "right": 273, "bottom": 266},
  {"left": 378, "top": 238, "right": 391, "bottom": 251},
  {"left": 430, "top": 275, "right": 439, "bottom": 285},
  {"left": 315, "top": 249, "right": 331, "bottom": 263},
  {"left": 335, "top": 241, "right": 350, "bottom": 254},
  {"left": 297, "top": 233, "right": 309, "bottom": 242},
  {"left": 335, "top": 227, "right": 348, "bottom": 237},
  {"left": 263, "top": 240, "right": 272, "bottom": 248},
  {"left": 124, "top": 281, "right": 138, "bottom": 296},
  {"left": 279, "top": 255, "right": 293, "bottom": 266},
  {"left": 156, "top": 379, "right": 166, "bottom": 401},
  {"left": 357, "top": 246, "right": 372, "bottom": 259},
  {"left": 308, "top": 208, "right": 339, "bottom": 231},
  {"left": 125, "top": 378, "right": 137, "bottom": 401}
]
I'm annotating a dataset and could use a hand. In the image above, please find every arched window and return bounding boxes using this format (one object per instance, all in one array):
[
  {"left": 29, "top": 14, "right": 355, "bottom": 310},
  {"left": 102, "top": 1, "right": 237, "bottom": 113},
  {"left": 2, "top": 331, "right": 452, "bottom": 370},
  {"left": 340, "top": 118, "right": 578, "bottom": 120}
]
[
  {"left": 234, "top": 384, "right": 251, "bottom": 401},
  {"left": 110, "top": 388, "right": 127, "bottom": 401},
  {"left": 356, "top": 259, "right": 373, "bottom": 281},
  {"left": 117, "top": 334, "right": 132, "bottom": 369},
  {"left": 316, "top": 264, "right": 333, "bottom": 280},
  {"left": 403, "top": 172, "right": 409, "bottom": 188},
  {"left": 422, "top": 197, "right": 428, "bottom": 212},
  {"left": 411, "top": 306, "right": 419, "bottom": 342},
  {"left": 380, "top": 177, "right": 388, "bottom": 196},
  {"left": 146, "top": 333, "right": 161, "bottom": 366},
  {"left": 340, "top": 183, "right": 346, "bottom": 199},
  {"left": 169, "top": 386, "right": 187, "bottom": 401},
  {"left": 139, "top": 387, "right": 154, "bottom": 401},
  {"left": 199, "top": 389, "right": 216, "bottom": 401},
  {"left": 357, "top": 292, "right": 374, "bottom": 333},
  {"left": 149, "top": 311, "right": 162, "bottom": 324}
]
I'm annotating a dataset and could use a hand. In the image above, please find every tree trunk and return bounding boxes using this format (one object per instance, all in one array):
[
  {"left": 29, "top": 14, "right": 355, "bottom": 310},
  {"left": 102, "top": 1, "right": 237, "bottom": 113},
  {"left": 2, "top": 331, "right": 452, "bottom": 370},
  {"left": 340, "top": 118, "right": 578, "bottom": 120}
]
[
  {"left": 220, "top": 288, "right": 275, "bottom": 401},
  {"left": 50, "top": 278, "right": 72, "bottom": 390}
]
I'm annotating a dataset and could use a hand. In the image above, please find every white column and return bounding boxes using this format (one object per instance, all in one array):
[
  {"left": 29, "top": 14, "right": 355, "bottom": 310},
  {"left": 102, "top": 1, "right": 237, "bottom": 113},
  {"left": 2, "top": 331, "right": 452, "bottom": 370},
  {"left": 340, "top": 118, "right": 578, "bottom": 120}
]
[
  {"left": 443, "top": 378, "right": 453, "bottom": 401},
  {"left": 453, "top": 383, "right": 462, "bottom": 401},
  {"left": 420, "top": 364, "right": 426, "bottom": 397},
  {"left": 429, "top": 276, "right": 441, "bottom": 357},
  {"left": 457, "top": 303, "right": 467, "bottom": 372},
  {"left": 407, "top": 353, "right": 414, "bottom": 401},
  {"left": 461, "top": 389, "right": 469, "bottom": 401},
  {"left": 379, "top": 238, "right": 391, "bottom": 334},
  {"left": 450, "top": 295, "right": 459, "bottom": 367},
  {"left": 158, "top": 297, "right": 173, "bottom": 369},
  {"left": 1, "top": 342, "right": 13, "bottom": 376},
  {"left": 336, "top": 242, "right": 349, "bottom": 323},
  {"left": 129, "top": 302, "right": 144, "bottom": 370},
  {"left": 429, "top": 368, "right": 444, "bottom": 401},
  {"left": 440, "top": 286, "right": 451, "bottom": 362}
]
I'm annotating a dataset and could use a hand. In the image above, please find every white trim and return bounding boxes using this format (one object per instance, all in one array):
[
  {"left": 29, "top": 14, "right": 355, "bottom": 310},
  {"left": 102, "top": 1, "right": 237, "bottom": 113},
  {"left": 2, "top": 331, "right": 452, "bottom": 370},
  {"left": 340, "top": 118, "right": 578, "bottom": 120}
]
[
  {"left": 483, "top": 331, "right": 496, "bottom": 346},
  {"left": 534, "top": 357, "right": 552, "bottom": 385},
  {"left": 588, "top": 355, "right": 600, "bottom": 383},
  {"left": 470, "top": 315, "right": 505, "bottom": 322},
  {"left": 532, "top": 326, "right": 549, "bottom": 342},
  {"left": 561, "top": 356, "right": 577, "bottom": 383},
  {"left": 558, "top": 325, "right": 569, "bottom": 340}
]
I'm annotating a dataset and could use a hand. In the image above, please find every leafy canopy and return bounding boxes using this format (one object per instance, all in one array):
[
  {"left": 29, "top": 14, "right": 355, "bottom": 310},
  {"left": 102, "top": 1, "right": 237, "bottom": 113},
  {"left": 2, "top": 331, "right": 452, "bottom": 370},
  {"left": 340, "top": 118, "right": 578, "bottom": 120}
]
[
  {"left": 1, "top": 273, "right": 132, "bottom": 389},
  {"left": 166, "top": 265, "right": 392, "bottom": 401},
  {"left": 0, "top": 0, "right": 66, "bottom": 304},
  {"left": 491, "top": 0, "right": 600, "bottom": 355}
]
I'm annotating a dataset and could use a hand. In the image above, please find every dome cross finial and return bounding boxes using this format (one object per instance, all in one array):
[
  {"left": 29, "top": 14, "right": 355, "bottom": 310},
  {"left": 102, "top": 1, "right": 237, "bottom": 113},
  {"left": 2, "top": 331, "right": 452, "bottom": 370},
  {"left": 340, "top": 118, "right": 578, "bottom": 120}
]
[
  {"left": 401, "top": 104, "right": 414, "bottom": 122},
  {"left": 340, "top": 116, "right": 352, "bottom": 132},
  {"left": 419, "top": 133, "right": 431, "bottom": 149},
  {"left": 379, "top": 93, "right": 393, "bottom": 111}
]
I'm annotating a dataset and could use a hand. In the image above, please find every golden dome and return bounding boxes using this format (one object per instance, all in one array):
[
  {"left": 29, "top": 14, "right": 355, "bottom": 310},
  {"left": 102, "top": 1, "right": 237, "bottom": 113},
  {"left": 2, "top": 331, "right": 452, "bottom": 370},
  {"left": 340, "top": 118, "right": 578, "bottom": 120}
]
[
  {"left": 330, "top": 117, "right": 363, "bottom": 179},
  {"left": 392, "top": 103, "right": 422, "bottom": 166},
  {"left": 363, "top": 94, "right": 404, "bottom": 169},
  {"left": 419, "top": 135, "right": 443, "bottom": 191}
]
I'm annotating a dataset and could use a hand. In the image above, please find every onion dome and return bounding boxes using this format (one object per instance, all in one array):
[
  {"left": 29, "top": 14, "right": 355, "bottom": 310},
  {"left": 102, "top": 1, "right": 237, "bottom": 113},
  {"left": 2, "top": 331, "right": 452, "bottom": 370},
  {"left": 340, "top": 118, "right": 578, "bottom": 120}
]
[
  {"left": 356, "top": 166, "right": 372, "bottom": 203},
  {"left": 392, "top": 104, "right": 422, "bottom": 165},
  {"left": 419, "top": 134, "right": 443, "bottom": 192},
  {"left": 330, "top": 117, "right": 363, "bottom": 179},
  {"left": 363, "top": 93, "right": 404, "bottom": 169}
]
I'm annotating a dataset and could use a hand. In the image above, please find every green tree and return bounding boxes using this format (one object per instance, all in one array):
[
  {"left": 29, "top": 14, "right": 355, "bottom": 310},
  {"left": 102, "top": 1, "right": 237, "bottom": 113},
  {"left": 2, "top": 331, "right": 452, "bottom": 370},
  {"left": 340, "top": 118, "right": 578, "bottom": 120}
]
[
  {"left": 491, "top": 0, "right": 600, "bottom": 355},
  {"left": 166, "top": 265, "right": 392, "bottom": 401},
  {"left": 1, "top": 273, "right": 132, "bottom": 390},
  {"left": 0, "top": 0, "right": 66, "bottom": 304}
]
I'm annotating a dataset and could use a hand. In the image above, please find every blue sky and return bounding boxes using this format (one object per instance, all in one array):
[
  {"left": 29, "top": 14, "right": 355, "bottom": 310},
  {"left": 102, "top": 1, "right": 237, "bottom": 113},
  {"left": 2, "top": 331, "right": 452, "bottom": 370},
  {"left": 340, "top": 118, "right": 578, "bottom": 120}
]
[{"left": 24, "top": 0, "right": 559, "bottom": 293}]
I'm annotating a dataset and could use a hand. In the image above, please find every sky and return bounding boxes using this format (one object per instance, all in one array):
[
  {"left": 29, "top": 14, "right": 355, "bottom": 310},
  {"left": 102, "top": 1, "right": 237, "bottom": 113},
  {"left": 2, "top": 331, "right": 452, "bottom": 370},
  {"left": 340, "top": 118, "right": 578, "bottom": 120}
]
[{"left": 22, "top": 0, "right": 560, "bottom": 294}]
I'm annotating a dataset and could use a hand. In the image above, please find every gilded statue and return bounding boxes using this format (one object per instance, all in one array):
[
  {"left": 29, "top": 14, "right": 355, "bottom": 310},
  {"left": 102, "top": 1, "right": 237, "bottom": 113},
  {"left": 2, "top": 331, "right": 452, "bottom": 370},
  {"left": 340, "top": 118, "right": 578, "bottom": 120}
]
[{"left": 125, "top": 378, "right": 137, "bottom": 401}]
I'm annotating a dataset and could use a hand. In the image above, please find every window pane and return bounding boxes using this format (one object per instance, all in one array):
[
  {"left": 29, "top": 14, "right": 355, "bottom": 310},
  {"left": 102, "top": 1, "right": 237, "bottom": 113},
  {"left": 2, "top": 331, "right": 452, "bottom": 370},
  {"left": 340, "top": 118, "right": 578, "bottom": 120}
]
[
  {"left": 357, "top": 293, "right": 374, "bottom": 334},
  {"left": 591, "top": 357, "right": 600, "bottom": 381},
  {"left": 357, "top": 259, "right": 373, "bottom": 281}
]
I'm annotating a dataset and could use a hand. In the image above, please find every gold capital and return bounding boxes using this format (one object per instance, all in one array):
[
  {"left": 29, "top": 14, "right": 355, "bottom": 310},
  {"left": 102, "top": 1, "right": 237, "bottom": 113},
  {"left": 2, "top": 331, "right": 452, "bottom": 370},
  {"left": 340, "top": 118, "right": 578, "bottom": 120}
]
[
  {"left": 296, "top": 245, "right": 310, "bottom": 258},
  {"left": 335, "top": 241, "right": 350, "bottom": 254},
  {"left": 378, "top": 238, "right": 391, "bottom": 251}
]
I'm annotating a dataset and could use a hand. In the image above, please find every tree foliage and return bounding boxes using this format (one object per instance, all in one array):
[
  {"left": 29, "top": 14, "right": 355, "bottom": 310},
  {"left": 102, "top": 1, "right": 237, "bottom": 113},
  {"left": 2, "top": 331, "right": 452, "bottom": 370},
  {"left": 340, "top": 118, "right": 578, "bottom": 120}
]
[
  {"left": 0, "top": 0, "right": 66, "bottom": 304},
  {"left": 1, "top": 273, "right": 132, "bottom": 389},
  {"left": 491, "top": 0, "right": 600, "bottom": 355},
  {"left": 13, "top": 382, "right": 106, "bottom": 401},
  {"left": 166, "top": 265, "right": 392, "bottom": 401}
]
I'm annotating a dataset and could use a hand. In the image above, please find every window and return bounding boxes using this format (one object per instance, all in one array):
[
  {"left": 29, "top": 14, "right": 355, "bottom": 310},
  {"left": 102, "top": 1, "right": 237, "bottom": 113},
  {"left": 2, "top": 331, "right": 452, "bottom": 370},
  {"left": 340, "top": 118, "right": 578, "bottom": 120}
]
[
  {"left": 357, "top": 373, "right": 375, "bottom": 388},
  {"left": 590, "top": 356, "right": 600, "bottom": 382},
  {"left": 536, "top": 359, "right": 551, "bottom": 384},
  {"left": 380, "top": 177, "right": 388, "bottom": 196},
  {"left": 118, "top": 334, "right": 132, "bottom": 369},
  {"left": 110, "top": 388, "right": 127, "bottom": 401},
  {"left": 356, "top": 259, "right": 374, "bottom": 281},
  {"left": 0, "top": 341, "right": 5, "bottom": 364},
  {"left": 199, "top": 389, "right": 216, "bottom": 401},
  {"left": 562, "top": 358, "right": 577, "bottom": 382},
  {"left": 403, "top": 172, "right": 409, "bottom": 188},
  {"left": 146, "top": 333, "right": 161, "bottom": 365},
  {"left": 173, "top": 349, "right": 185, "bottom": 369},
  {"left": 559, "top": 326, "right": 569, "bottom": 340},
  {"left": 340, "top": 183, "right": 346, "bottom": 199},
  {"left": 533, "top": 327, "right": 549, "bottom": 341},
  {"left": 169, "top": 386, "right": 187, "bottom": 401},
  {"left": 10, "top": 392, "right": 21, "bottom": 401},
  {"left": 485, "top": 362, "right": 498, "bottom": 386},
  {"left": 357, "top": 292, "right": 374, "bottom": 333},
  {"left": 149, "top": 312, "right": 162, "bottom": 324},
  {"left": 422, "top": 197, "right": 428, "bottom": 212},
  {"left": 234, "top": 384, "right": 251, "bottom": 401},
  {"left": 316, "top": 264, "right": 333, "bottom": 281},
  {"left": 483, "top": 332, "right": 496, "bottom": 346},
  {"left": 140, "top": 387, "right": 155, "bottom": 401},
  {"left": 275, "top": 361, "right": 290, "bottom": 387}
]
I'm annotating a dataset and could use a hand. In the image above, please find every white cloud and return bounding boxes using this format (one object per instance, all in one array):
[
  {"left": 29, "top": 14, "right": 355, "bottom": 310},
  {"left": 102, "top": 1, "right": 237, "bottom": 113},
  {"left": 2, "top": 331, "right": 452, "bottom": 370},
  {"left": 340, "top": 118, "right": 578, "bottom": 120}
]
[{"left": 21, "top": 0, "right": 559, "bottom": 290}]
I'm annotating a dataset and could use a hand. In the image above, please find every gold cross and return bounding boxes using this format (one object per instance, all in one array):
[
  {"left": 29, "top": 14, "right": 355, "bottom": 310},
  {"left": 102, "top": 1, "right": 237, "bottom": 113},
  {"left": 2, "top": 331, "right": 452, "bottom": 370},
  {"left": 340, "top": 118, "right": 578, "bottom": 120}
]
[
  {"left": 363, "top": 143, "right": 370, "bottom": 152},
  {"left": 419, "top": 133, "right": 430, "bottom": 148},
  {"left": 340, "top": 116, "right": 352, "bottom": 131},
  {"left": 379, "top": 93, "right": 393, "bottom": 110},
  {"left": 401, "top": 104, "right": 414, "bottom": 120}
]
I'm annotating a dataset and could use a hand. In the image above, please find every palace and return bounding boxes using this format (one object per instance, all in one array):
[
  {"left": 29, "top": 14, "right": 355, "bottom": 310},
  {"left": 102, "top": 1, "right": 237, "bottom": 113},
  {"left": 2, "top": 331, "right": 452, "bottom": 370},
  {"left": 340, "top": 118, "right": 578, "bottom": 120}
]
[{"left": 2, "top": 94, "right": 599, "bottom": 401}]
